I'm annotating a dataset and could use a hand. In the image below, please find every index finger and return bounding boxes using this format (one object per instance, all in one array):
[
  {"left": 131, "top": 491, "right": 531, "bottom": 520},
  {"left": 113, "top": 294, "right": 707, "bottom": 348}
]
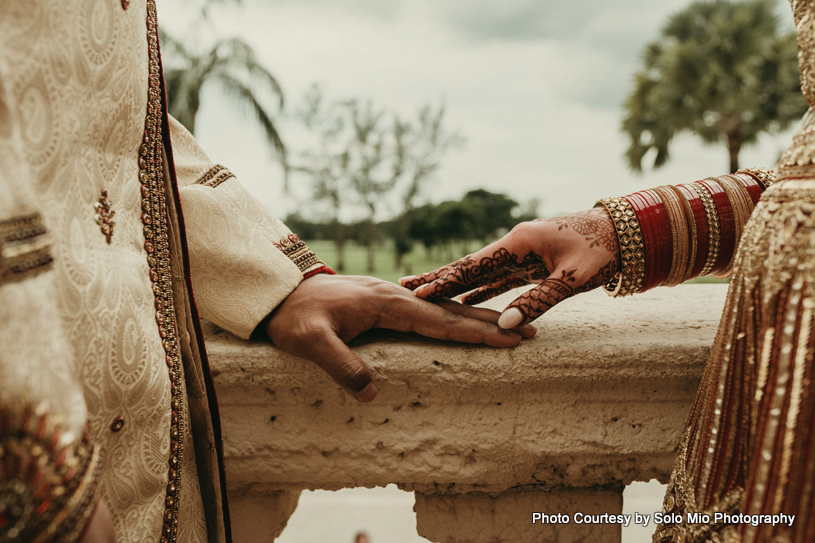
[
  {"left": 413, "top": 245, "right": 518, "bottom": 300},
  {"left": 400, "top": 260, "right": 460, "bottom": 290}
]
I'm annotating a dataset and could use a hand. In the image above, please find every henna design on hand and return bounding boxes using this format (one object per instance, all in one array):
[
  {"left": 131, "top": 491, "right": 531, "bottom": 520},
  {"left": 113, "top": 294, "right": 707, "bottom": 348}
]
[
  {"left": 402, "top": 261, "right": 458, "bottom": 290},
  {"left": 507, "top": 254, "right": 620, "bottom": 322},
  {"left": 403, "top": 208, "right": 620, "bottom": 321},
  {"left": 421, "top": 248, "right": 552, "bottom": 300},
  {"left": 542, "top": 208, "right": 618, "bottom": 252},
  {"left": 461, "top": 274, "right": 530, "bottom": 305}
]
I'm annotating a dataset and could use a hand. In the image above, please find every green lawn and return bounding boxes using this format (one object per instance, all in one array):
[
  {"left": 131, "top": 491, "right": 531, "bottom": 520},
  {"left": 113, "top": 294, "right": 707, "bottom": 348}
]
[
  {"left": 305, "top": 239, "right": 729, "bottom": 285},
  {"left": 306, "top": 239, "right": 480, "bottom": 284}
]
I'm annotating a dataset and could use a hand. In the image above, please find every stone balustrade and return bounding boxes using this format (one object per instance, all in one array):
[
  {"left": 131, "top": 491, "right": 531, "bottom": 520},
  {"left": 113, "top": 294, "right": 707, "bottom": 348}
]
[{"left": 206, "top": 284, "right": 729, "bottom": 543}]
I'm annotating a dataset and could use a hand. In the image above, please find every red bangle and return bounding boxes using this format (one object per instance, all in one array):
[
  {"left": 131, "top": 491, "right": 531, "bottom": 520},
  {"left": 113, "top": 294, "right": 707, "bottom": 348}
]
[
  {"left": 643, "top": 189, "right": 674, "bottom": 290},
  {"left": 696, "top": 178, "right": 734, "bottom": 276},
  {"left": 731, "top": 172, "right": 763, "bottom": 206},
  {"left": 634, "top": 189, "right": 672, "bottom": 291},
  {"left": 676, "top": 184, "right": 709, "bottom": 280}
]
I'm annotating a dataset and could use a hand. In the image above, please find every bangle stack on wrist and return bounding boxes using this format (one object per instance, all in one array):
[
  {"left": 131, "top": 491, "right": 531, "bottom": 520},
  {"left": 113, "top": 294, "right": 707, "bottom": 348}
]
[
  {"left": 596, "top": 196, "right": 645, "bottom": 296},
  {"left": 595, "top": 168, "right": 776, "bottom": 297}
]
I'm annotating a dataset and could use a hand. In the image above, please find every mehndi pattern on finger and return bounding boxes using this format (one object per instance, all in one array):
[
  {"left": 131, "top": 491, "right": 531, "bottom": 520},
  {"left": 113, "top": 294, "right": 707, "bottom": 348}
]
[
  {"left": 401, "top": 261, "right": 460, "bottom": 290},
  {"left": 461, "top": 274, "right": 529, "bottom": 305},
  {"left": 505, "top": 257, "right": 620, "bottom": 323},
  {"left": 422, "top": 248, "right": 552, "bottom": 300}
]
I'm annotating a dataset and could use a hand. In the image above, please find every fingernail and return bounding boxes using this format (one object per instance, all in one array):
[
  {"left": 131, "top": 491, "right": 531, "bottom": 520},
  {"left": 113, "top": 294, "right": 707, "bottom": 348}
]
[
  {"left": 354, "top": 382, "right": 378, "bottom": 403},
  {"left": 498, "top": 308, "right": 524, "bottom": 329},
  {"left": 398, "top": 275, "right": 416, "bottom": 285}
]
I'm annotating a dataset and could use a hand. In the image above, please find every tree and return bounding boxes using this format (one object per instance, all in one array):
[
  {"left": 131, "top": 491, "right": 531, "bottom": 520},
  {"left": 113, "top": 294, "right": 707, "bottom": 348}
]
[
  {"left": 291, "top": 86, "right": 460, "bottom": 273},
  {"left": 623, "top": 0, "right": 807, "bottom": 173},
  {"left": 289, "top": 86, "right": 356, "bottom": 272},
  {"left": 344, "top": 99, "right": 404, "bottom": 273},
  {"left": 392, "top": 105, "right": 462, "bottom": 269},
  {"left": 159, "top": 30, "right": 286, "bottom": 163}
]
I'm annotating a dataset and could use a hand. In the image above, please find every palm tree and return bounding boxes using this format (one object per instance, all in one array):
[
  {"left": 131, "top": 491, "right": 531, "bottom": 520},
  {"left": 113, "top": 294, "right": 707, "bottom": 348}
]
[
  {"left": 623, "top": 0, "right": 806, "bottom": 173},
  {"left": 159, "top": 30, "right": 286, "bottom": 164}
]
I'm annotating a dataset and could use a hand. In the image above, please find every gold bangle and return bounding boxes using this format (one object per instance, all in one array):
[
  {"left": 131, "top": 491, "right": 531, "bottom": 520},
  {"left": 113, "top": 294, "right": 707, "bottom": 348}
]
[
  {"left": 725, "top": 174, "right": 757, "bottom": 217},
  {"left": 714, "top": 176, "right": 743, "bottom": 278},
  {"left": 654, "top": 186, "right": 689, "bottom": 287},
  {"left": 736, "top": 167, "right": 776, "bottom": 190},
  {"left": 710, "top": 175, "right": 753, "bottom": 278},
  {"left": 595, "top": 197, "right": 645, "bottom": 296},
  {"left": 691, "top": 182, "right": 721, "bottom": 277},
  {"left": 667, "top": 185, "right": 698, "bottom": 283}
]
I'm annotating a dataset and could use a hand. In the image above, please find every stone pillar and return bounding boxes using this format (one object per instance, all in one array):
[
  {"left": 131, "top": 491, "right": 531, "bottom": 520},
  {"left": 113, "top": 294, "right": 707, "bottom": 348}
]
[
  {"left": 228, "top": 489, "right": 301, "bottom": 543},
  {"left": 415, "top": 488, "right": 623, "bottom": 543}
]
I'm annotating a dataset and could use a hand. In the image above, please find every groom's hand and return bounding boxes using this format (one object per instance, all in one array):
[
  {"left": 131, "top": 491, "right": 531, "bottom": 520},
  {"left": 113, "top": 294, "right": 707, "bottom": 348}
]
[{"left": 264, "top": 274, "right": 535, "bottom": 403}]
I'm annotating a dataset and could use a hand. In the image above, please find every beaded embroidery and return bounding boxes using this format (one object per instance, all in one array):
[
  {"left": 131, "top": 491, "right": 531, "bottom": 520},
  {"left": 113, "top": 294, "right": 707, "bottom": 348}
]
[
  {"left": 274, "top": 233, "right": 325, "bottom": 274},
  {"left": 195, "top": 165, "right": 235, "bottom": 188},
  {"left": 0, "top": 213, "right": 53, "bottom": 284},
  {"left": 93, "top": 190, "right": 116, "bottom": 244},
  {"left": 140, "top": 3, "right": 185, "bottom": 541},
  {"left": 0, "top": 402, "right": 101, "bottom": 543}
]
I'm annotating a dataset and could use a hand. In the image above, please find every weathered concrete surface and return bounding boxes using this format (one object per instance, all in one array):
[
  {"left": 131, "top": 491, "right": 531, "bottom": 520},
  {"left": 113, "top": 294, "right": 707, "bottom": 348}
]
[
  {"left": 206, "top": 284, "right": 729, "bottom": 541},
  {"left": 415, "top": 489, "right": 624, "bottom": 543}
]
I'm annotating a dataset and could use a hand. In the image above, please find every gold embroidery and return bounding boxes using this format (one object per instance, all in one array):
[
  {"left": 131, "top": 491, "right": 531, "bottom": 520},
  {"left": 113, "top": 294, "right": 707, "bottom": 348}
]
[
  {"left": 792, "top": 1, "right": 815, "bottom": 106},
  {"left": 141, "top": 3, "right": 184, "bottom": 542},
  {"left": 274, "top": 233, "right": 325, "bottom": 274},
  {"left": 93, "top": 190, "right": 116, "bottom": 244},
  {"left": 0, "top": 213, "right": 53, "bottom": 284},
  {"left": 779, "top": 107, "right": 815, "bottom": 178},
  {"left": 0, "top": 402, "right": 101, "bottom": 543},
  {"left": 194, "top": 165, "right": 235, "bottom": 188},
  {"left": 653, "top": 444, "right": 745, "bottom": 543}
]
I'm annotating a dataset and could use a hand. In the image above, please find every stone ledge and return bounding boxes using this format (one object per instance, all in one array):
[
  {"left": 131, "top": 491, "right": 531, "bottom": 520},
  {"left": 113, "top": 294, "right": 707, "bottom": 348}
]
[{"left": 208, "top": 284, "right": 727, "bottom": 500}]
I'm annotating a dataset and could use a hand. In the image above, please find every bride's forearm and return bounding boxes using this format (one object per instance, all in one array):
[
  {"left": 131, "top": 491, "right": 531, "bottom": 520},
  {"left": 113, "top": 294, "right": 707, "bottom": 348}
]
[{"left": 595, "top": 168, "right": 776, "bottom": 296}]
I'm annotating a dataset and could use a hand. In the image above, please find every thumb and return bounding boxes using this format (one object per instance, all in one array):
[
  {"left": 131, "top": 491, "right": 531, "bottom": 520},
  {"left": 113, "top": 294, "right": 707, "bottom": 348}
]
[
  {"left": 299, "top": 329, "right": 379, "bottom": 402},
  {"left": 497, "top": 268, "right": 583, "bottom": 328}
]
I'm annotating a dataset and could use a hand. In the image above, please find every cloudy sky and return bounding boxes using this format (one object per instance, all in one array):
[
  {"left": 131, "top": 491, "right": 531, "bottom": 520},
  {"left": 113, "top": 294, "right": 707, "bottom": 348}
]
[{"left": 158, "top": 0, "right": 798, "bottom": 221}]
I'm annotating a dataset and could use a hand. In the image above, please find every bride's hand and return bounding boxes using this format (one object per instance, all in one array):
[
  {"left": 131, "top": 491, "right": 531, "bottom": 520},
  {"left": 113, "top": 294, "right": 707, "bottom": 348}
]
[{"left": 400, "top": 208, "right": 621, "bottom": 328}]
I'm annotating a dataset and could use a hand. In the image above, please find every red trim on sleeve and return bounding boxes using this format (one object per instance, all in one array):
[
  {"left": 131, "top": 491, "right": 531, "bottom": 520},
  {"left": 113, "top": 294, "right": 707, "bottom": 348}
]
[{"left": 304, "top": 265, "right": 336, "bottom": 279}]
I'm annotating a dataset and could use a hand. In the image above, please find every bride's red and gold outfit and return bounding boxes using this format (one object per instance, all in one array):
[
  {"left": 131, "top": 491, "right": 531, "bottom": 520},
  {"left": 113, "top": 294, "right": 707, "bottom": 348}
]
[{"left": 596, "top": 2, "right": 815, "bottom": 541}]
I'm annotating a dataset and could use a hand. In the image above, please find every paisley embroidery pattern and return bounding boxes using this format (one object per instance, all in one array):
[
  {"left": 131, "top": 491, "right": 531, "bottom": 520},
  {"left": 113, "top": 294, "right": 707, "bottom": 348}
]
[{"left": 1, "top": 0, "right": 209, "bottom": 540}]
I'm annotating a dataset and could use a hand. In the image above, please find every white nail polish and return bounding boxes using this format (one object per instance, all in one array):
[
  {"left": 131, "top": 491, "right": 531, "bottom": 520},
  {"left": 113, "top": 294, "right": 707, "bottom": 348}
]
[{"left": 498, "top": 308, "right": 523, "bottom": 329}]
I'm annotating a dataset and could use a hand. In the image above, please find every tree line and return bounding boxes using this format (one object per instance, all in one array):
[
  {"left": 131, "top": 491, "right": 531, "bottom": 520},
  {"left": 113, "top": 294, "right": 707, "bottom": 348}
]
[{"left": 284, "top": 188, "right": 537, "bottom": 272}]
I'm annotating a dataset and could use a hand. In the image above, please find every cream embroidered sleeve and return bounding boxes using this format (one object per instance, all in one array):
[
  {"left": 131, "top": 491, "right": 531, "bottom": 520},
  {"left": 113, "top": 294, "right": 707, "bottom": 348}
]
[
  {"left": 0, "top": 74, "right": 100, "bottom": 542},
  {"left": 170, "top": 116, "right": 329, "bottom": 339}
]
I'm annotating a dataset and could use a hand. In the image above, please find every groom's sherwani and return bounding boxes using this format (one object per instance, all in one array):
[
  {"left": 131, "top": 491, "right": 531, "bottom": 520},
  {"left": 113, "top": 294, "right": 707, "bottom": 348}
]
[{"left": 0, "top": 1, "right": 326, "bottom": 541}]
